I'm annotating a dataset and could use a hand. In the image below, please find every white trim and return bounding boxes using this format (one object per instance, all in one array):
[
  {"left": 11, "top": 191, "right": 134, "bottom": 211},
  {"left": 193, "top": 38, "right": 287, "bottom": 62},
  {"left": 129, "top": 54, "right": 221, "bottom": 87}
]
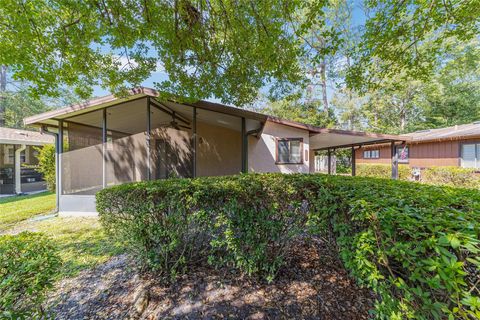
[{"left": 0, "top": 139, "right": 48, "bottom": 146}]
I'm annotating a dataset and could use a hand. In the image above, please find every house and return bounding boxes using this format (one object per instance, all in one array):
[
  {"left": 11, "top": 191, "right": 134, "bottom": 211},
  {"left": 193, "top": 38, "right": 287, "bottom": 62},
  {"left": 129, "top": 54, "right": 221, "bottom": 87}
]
[
  {"left": 24, "top": 87, "right": 409, "bottom": 215},
  {"left": 355, "top": 122, "right": 480, "bottom": 170},
  {"left": 0, "top": 127, "right": 53, "bottom": 195}
]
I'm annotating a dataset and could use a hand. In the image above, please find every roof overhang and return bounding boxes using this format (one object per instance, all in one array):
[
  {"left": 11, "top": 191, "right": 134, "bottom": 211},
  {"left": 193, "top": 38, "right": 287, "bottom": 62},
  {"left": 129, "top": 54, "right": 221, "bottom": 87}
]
[
  {"left": 24, "top": 87, "right": 268, "bottom": 127},
  {"left": 24, "top": 87, "right": 410, "bottom": 148},
  {"left": 0, "top": 139, "right": 49, "bottom": 146},
  {"left": 310, "top": 128, "right": 411, "bottom": 151}
]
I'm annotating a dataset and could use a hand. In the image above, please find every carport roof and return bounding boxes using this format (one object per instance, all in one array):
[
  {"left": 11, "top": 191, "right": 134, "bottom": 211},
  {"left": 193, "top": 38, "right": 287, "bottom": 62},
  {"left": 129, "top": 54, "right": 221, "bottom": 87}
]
[
  {"left": 309, "top": 128, "right": 411, "bottom": 150},
  {"left": 24, "top": 87, "right": 410, "bottom": 149},
  {"left": 0, "top": 127, "right": 54, "bottom": 145}
]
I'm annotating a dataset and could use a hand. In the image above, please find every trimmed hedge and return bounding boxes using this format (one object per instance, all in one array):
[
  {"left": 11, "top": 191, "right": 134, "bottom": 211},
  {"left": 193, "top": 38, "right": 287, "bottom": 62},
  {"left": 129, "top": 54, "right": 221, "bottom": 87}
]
[
  {"left": 422, "top": 166, "right": 480, "bottom": 189},
  {"left": 0, "top": 232, "right": 61, "bottom": 318},
  {"left": 356, "top": 163, "right": 411, "bottom": 180},
  {"left": 97, "top": 174, "right": 480, "bottom": 319}
]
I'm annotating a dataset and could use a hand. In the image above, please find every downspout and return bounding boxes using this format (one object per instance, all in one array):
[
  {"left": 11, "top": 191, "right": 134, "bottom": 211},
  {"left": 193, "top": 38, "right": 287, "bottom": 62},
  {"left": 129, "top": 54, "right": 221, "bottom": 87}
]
[
  {"left": 15, "top": 144, "right": 26, "bottom": 194},
  {"left": 40, "top": 125, "right": 59, "bottom": 213}
]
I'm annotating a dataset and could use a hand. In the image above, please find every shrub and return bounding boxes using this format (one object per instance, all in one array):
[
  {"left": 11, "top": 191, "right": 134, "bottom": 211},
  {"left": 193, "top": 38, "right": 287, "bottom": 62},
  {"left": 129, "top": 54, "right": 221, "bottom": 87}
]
[
  {"left": 0, "top": 232, "right": 61, "bottom": 318},
  {"left": 356, "top": 163, "right": 411, "bottom": 180},
  {"left": 97, "top": 175, "right": 309, "bottom": 281},
  {"left": 422, "top": 166, "right": 480, "bottom": 188},
  {"left": 97, "top": 173, "right": 480, "bottom": 319},
  {"left": 35, "top": 145, "right": 56, "bottom": 191}
]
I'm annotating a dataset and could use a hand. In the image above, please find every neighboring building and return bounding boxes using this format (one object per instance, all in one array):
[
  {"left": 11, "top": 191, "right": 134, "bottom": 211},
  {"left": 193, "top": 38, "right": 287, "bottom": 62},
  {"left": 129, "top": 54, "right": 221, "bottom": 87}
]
[
  {"left": 0, "top": 127, "right": 53, "bottom": 195},
  {"left": 24, "top": 87, "right": 407, "bottom": 215},
  {"left": 355, "top": 122, "right": 480, "bottom": 169}
]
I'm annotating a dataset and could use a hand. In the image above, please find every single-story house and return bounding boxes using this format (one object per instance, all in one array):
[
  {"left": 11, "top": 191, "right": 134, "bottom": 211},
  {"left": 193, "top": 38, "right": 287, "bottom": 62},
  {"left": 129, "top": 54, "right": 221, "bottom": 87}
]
[
  {"left": 0, "top": 127, "right": 53, "bottom": 195},
  {"left": 355, "top": 122, "right": 480, "bottom": 170},
  {"left": 24, "top": 87, "right": 409, "bottom": 215}
]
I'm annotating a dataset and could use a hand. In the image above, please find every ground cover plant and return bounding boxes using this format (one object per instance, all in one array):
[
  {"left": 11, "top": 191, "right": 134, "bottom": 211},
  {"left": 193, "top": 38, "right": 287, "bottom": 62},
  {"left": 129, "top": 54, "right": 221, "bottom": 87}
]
[
  {"left": 2, "top": 217, "right": 122, "bottom": 279},
  {"left": 97, "top": 173, "right": 480, "bottom": 319},
  {"left": 0, "top": 232, "right": 61, "bottom": 318}
]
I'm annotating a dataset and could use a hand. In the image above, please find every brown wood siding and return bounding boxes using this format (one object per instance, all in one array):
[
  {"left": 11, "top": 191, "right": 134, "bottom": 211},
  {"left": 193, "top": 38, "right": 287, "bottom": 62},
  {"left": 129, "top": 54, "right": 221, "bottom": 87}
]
[
  {"left": 409, "top": 140, "right": 459, "bottom": 167},
  {"left": 355, "top": 139, "right": 473, "bottom": 168},
  {"left": 355, "top": 147, "right": 390, "bottom": 164}
]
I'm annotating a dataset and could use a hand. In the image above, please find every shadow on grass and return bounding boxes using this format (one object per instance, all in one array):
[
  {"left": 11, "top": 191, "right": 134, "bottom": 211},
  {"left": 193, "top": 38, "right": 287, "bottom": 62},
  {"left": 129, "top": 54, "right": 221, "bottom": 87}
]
[{"left": 54, "top": 231, "right": 124, "bottom": 278}]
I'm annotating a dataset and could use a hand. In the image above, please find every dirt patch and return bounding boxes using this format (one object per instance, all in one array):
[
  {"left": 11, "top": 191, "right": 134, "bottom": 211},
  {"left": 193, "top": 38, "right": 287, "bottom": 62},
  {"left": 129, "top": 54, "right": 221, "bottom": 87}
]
[{"left": 47, "top": 238, "right": 375, "bottom": 319}]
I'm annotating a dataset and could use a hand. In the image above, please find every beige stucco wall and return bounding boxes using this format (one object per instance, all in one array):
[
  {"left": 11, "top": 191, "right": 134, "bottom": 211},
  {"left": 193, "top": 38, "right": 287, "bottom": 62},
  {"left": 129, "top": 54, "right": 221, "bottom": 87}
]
[{"left": 248, "top": 121, "right": 310, "bottom": 173}]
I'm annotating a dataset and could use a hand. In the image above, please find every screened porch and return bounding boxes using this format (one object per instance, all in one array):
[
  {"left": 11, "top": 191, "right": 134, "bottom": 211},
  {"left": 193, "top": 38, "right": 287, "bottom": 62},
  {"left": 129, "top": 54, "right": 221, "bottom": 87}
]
[{"left": 58, "top": 97, "right": 264, "bottom": 196}]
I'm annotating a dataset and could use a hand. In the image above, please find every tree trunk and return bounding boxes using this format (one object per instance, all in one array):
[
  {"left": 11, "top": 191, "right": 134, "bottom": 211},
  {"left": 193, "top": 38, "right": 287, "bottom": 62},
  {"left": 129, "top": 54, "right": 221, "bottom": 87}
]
[
  {"left": 0, "top": 65, "right": 6, "bottom": 127},
  {"left": 319, "top": 59, "right": 328, "bottom": 113},
  {"left": 399, "top": 108, "right": 406, "bottom": 132}
]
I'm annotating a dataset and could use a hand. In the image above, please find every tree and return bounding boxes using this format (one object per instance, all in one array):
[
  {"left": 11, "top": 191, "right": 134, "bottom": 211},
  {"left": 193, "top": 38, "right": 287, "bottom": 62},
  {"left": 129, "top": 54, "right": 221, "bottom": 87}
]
[
  {"left": 363, "top": 75, "right": 424, "bottom": 134},
  {"left": 0, "top": 66, "right": 7, "bottom": 126},
  {"left": 419, "top": 38, "right": 480, "bottom": 128},
  {"left": 348, "top": 0, "right": 480, "bottom": 91},
  {"left": 256, "top": 94, "right": 337, "bottom": 128},
  {"left": 3, "top": 89, "right": 53, "bottom": 128},
  {"left": 0, "top": 0, "right": 311, "bottom": 105},
  {"left": 331, "top": 88, "right": 366, "bottom": 130}
]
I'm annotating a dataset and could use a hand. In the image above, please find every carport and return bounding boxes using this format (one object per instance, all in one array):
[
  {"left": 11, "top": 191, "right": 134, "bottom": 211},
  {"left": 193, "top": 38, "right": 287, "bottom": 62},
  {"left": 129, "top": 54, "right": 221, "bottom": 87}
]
[{"left": 309, "top": 128, "right": 411, "bottom": 179}]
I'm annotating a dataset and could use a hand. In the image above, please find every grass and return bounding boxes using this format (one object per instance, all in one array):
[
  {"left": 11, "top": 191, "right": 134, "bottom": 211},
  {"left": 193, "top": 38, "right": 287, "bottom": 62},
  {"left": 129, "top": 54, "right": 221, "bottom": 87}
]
[
  {"left": 1, "top": 193, "right": 122, "bottom": 278},
  {"left": 24, "top": 217, "right": 123, "bottom": 278},
  {"left": 0, "top": 192, "right": 56, "bottom": 230}
]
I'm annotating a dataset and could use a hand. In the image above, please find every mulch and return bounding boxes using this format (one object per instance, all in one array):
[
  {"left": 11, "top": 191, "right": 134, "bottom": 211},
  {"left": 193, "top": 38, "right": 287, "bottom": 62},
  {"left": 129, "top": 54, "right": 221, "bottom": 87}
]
[{"left": 47, "top": 238, "right": 375, "bottom": 319}]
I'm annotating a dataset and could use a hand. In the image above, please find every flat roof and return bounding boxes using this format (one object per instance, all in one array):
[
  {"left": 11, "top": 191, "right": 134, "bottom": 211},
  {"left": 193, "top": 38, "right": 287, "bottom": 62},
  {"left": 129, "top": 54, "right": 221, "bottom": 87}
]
[
  {"left": 24, "top": 87, "right": 410, "bottom": 149},
  {"left": 0, "top": 127, "right": 54, "bottom": 145}
]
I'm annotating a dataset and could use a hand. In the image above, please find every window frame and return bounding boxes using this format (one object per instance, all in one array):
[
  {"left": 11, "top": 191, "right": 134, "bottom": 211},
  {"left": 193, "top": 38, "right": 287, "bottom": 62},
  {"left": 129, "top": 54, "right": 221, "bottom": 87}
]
[
  {"left": 275, "top": 138, "right": 304, "bottom": 165},
  {"left": 460, "top": 142, "right": 480, "bottom": 168},
  {"left": 363, "top": 149, "right": 380, "bottom": 159}
]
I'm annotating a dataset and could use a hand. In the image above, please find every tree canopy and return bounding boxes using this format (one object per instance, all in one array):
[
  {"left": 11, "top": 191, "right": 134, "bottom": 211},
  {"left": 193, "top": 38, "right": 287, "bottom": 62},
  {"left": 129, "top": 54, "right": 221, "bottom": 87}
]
[
  {"left": 2, "top": 0, "right": 479, "bottom": 105},
  {"left": 1, "top": 0, "right": 311, "bottom": 105},
  {"left": 0, "top": 0, "right": 479, "bottom": 133}
]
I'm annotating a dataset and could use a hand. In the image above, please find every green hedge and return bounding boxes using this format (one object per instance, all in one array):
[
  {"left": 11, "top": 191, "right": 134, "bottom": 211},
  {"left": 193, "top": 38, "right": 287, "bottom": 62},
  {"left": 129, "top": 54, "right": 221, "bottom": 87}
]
[
  {"left": 0, "top": 232, "right": 61, "bottom": 318},
  {"left": 356, "top": 163, "right": 411, "bottom": 180},
  {"left": 422, "top": 166, "right": 480, "bottom": 188},
  {"left": 97, "top": 174, "right": 480, "bottom": 319}
]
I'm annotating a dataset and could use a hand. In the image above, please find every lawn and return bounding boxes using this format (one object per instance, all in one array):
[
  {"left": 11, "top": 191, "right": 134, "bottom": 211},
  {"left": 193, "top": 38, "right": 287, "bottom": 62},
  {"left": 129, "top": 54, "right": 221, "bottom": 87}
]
[
  {"left": 1, "top": 193, "right": 122, "bottom": 278},
  {"left": 0, "top": 192, "right": 56, "bottom": 230},
  {"left": 11, "top": 217, "right": 123, "bottom": 278}
]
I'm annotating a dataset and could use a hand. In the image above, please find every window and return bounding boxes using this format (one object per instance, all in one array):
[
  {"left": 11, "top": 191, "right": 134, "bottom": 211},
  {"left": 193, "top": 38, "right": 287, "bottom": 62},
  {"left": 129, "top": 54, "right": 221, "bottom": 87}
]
[
  {"left": 4, "top": 146, "right": 14, "bottom": 165},
  {"left": 276, "top": 138, "right": 303, "bottom": 164},
  {"left": 20, "top": 150, "right": 28, "bottom": 163},
  {"left": 461, "top": 143, "right": 480, "bottom": 168},
  {"left": 363, "top": 149, "right": 380, "bottom": 159},
  {"left": 396, "top": 146, "right": 409, "bottom": 163}
]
